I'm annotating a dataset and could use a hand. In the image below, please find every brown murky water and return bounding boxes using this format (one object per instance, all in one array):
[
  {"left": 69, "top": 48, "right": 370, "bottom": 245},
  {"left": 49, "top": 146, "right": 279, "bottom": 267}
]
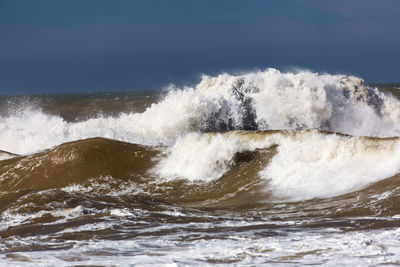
[{"left": 1, "top": 85, "right": 400, "bottom": 265}]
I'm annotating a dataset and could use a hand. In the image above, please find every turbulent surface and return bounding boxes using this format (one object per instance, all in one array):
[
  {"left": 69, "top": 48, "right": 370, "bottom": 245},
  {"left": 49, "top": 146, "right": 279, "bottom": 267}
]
[{"left": 2, "top": 69, "right": 400, "bottom": 265}]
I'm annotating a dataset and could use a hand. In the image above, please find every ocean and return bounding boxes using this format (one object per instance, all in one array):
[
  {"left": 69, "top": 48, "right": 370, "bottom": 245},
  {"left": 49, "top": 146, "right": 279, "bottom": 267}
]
[{"left": 1, "top": 69, "right": 400, "bottom": 266}]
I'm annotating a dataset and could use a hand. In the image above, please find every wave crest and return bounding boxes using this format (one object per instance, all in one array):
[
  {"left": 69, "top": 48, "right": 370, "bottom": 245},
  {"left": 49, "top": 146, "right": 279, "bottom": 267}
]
[{"left": 2, "top": 69, "right": 400, "bottom": 155}]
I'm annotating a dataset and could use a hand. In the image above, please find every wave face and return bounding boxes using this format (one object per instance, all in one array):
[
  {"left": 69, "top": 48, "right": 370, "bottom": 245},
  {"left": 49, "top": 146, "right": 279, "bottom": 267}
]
[
  {"left": 2, "top": 70, "right": 400, "bottom": 265},
  {"left": 1, "top": 130, "right": 400, "bottom": 219},
  {"left": 1, "top": 130, "right": 400, "bottom": 204}
]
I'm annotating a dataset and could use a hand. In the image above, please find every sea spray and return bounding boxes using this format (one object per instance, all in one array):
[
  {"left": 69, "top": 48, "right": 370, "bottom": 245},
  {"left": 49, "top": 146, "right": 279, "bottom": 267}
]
[{"left": 2, "top": 69, "right": 400, "bottom": 154}]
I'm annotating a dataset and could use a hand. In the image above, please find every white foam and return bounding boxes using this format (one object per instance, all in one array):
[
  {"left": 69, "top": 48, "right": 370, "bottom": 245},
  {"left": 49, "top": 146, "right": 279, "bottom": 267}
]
[
  {"left": 0, "top": 205, "right": 87, "bottom": 231},
  {"left": 2, "top": 69, "right": 400, "bottom": 154},
  {"left": 154, "top": 131, "right": 400, "bottom": 200},
  {"left": 0, "top": 152, "right": 15, "bottom": 161},
  {"left": 261, "top": 132, "right": 400, "bottom": 200},
  {"left": 154, "top": 132, "right": 273, "bottom": 182},
  {"left": 2, "top": 227, "right": 400, "bottom": 266}
]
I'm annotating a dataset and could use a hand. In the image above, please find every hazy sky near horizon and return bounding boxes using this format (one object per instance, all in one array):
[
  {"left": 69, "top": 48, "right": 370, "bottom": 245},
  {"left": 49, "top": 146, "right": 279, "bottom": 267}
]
[{"left": 1, "top": 0, "right": 400, "bottom": 94}]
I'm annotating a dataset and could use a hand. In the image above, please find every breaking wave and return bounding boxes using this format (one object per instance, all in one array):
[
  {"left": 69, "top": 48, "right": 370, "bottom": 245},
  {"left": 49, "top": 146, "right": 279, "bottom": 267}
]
[
  {"left": 1, "top": 68, "right": 400, "bottom": 204},
  {"left": 1, "top": 69, "right": 400, "bottom": 155},
  {"left": 4, "top": 69, "right": 400, "bottom": 266}
]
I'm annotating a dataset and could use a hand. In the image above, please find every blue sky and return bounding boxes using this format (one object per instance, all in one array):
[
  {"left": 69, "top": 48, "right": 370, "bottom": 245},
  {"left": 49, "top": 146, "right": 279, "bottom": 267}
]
[{"left": 1, "top": 0, "right": 400, "bottom": 94}]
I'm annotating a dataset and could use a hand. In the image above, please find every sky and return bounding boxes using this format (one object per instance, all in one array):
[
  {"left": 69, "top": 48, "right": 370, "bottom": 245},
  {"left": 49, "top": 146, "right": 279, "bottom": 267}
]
[{"left": 1, "top": 0, "right": 400, "bottom": 94}]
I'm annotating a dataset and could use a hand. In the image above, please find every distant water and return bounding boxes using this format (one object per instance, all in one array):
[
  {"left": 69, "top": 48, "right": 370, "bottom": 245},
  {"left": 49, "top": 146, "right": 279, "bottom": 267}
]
[{"left": 2, "top": 69, "right": 400, "bottom": 265}]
